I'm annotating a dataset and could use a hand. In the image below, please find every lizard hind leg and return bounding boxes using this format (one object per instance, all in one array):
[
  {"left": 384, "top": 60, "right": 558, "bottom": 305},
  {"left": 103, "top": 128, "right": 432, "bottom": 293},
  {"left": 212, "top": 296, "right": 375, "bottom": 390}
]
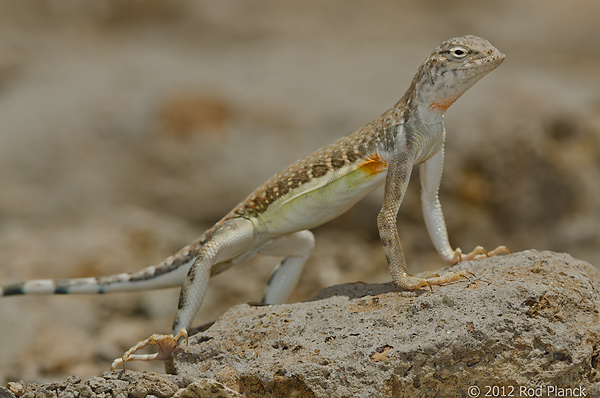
[
  {"left": 260, "top": 230, "right": 315, "bottom": 305},
  {"left": 110, "top": 328, "right": 188, "bottom": 370},
  {"left": 111, "top": 218, "right": 257, "bottom": 369}
]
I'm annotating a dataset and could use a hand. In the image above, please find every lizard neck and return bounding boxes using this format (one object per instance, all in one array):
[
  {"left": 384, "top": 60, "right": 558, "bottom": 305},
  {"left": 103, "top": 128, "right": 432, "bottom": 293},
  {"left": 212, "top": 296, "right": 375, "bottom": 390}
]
[
  {"left": 377, "top": 97, "right": 445, "bottom": 166},
  {"left": 415, "top": 102, "right": 445, "bottom": 127},
  {"left": 386, "top": 71, "right": 446, "bottom": 128},
  {"left": 409, "top": 103, "right": 446, "bottom": 163}
]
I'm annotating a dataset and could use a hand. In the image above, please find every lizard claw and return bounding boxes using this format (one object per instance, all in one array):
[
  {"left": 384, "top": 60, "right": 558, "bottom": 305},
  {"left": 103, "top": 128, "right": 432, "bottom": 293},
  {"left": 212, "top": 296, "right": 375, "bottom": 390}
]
[
  {"left": 457, "top": 271, "right": 475, "bottom": 281},
  {"left": 424, "top": 280, "right": 433, "bottom": 292},
  {"left": 110, "top": 328, "right": 188, "bottom": 371}
]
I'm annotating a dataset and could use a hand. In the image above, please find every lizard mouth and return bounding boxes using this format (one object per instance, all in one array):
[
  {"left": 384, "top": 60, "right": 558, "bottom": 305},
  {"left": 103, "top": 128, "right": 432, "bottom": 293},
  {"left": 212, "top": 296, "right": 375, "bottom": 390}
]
[{"left": 461, "top": 53, "right": 506, "bottom": 71}]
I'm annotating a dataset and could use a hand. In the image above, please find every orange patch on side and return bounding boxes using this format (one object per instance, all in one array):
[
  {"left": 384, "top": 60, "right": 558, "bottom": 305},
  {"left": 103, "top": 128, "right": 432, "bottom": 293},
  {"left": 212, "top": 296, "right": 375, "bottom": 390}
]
[
  {"left": 358, "top": 153, "right": 388, "bottom": 176},
  {"left": 428, "top": 95, "right": 460, "bottom": 114}
]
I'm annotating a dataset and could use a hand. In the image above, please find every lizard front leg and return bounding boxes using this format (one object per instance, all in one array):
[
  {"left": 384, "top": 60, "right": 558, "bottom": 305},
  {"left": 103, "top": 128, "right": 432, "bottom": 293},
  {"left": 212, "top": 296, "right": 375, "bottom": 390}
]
[
  {"left": 378, "top": 148, "right": 473, "bottom": 290},
  {"left": 419, "top": 148, "right": 509, "bottom": 265},
  {"left": 377, "top": 151, "right": 441, "bottom": 290}
]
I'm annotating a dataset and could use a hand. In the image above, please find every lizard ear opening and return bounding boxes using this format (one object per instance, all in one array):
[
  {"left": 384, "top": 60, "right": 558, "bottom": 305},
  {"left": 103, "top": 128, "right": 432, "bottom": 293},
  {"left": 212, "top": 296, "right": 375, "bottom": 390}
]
[{"left": 427, "top": 67, "right": 435, "bottom": 86}]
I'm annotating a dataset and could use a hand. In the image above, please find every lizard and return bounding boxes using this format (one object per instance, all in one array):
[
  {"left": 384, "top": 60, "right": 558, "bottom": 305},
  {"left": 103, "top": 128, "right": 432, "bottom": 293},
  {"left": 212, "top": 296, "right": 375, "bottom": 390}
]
[{"left": 1, "top": 35, "right": 508, "bottom": 369}]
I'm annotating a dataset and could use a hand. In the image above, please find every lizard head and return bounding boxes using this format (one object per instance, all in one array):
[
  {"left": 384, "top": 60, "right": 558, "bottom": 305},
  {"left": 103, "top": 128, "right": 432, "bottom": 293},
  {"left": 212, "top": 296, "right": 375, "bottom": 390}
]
[{"left": 413, "top": 35, "right": 506, "bottom": 114}]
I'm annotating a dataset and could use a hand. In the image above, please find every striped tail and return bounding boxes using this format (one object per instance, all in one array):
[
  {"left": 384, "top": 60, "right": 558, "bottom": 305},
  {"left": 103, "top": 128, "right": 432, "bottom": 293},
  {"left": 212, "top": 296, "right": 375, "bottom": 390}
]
[{"left": 1, "top": 248, "right": 199, "bottom": 296}]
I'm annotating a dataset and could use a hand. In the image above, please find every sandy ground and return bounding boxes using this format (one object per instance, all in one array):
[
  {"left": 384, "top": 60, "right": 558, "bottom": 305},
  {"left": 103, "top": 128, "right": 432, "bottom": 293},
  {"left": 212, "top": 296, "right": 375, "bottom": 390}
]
[{"left": 0, "top": 0, "right": 599, "bottom": 384}]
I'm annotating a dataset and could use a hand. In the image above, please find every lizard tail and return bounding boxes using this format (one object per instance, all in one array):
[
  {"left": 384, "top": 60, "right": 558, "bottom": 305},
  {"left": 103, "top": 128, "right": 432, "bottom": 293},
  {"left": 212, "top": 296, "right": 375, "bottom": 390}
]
[
  {"left": 1, "top": 250, "right": 198, "bottom": 296},
  {"left": 1, "top": 224, "right": 216, "bottom": 297}
]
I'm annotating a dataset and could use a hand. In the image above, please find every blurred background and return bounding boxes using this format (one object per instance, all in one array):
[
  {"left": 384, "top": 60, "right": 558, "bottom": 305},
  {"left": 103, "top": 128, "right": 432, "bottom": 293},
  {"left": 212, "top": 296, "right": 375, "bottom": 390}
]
[{"left": 0, "top": 0, "right": 599, "bottom": 383}]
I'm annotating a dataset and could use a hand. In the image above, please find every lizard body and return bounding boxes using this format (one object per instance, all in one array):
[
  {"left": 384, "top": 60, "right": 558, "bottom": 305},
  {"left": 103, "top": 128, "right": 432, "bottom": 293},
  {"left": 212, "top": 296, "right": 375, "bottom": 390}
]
[{"left": 1, "top": 36, "right": 508, "bottom": 368}]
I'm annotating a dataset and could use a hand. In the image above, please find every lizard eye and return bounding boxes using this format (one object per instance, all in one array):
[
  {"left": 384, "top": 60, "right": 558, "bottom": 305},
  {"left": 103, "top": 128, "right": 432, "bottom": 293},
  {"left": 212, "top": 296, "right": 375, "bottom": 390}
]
[{"left": 449, "top": 47, "right": 468, "bottom": 59}]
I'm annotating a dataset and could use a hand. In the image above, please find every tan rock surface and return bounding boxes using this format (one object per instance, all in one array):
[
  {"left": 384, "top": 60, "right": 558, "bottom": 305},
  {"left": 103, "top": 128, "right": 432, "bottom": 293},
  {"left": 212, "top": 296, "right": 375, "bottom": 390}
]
[
  {"left": 170, "top": 251, "right": 600, "bottom": 397},
  {"left": 10, "top": 251, "right": 600, "bottom": 397}
]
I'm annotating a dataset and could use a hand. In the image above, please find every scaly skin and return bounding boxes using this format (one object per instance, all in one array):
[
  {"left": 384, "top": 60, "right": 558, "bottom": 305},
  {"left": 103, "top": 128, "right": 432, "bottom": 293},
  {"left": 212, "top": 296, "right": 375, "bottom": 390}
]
[{"left": 0, "top": 36, "right": 509, "bottom": 369}]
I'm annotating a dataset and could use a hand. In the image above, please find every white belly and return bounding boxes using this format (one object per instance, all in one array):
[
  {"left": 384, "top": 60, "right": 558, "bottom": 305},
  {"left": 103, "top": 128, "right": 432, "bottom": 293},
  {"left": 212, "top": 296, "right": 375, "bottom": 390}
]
[{"left": 256, "top": 165, "right": 387, "bottom": 235}]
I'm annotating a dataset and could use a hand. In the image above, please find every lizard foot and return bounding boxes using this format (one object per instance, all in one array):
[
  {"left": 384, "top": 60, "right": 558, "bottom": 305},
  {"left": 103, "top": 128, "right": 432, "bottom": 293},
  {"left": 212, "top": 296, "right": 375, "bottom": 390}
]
[
  {"left": 395, "top": 270, "right": 474, "bottom": 291},
  {"left": 450, "top": 245, "right": 511, "bottom": 265},
  {"left": 110, "top": 328, "right": 188, "bottom": 370}
]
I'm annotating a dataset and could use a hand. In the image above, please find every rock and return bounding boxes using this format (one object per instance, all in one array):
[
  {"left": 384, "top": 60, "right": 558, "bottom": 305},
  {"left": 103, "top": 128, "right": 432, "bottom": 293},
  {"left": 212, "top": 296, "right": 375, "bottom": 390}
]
[
  {"left": 0, "top": 385, "right": 17, "bottom": 398},
  {"left": 173, "top": 379, "right": 243, "bottom": 398},
  {"left": 169, "top": 250, "right": 600, "bottom": 398},
  {"left": 11, "top": 251, "right": 600, "bottom": 397},
  {"left": 10, "top": 373, "right": 243, "bottom": 398},
  {"left": 13, "top": 372, "right": 182, "bottom": 398}
]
